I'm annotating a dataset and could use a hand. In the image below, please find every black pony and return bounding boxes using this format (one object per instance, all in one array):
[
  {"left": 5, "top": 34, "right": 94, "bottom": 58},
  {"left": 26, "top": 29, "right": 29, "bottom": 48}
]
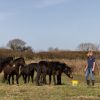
[
  {"left": 0, "top": 57, "right": 13, "bottom": 73},
  {"left": 3, "top": 57, "right": 25, "bottom": 84},
  {"left": 19, "top": 63, "right": 39, "bottom": 84},
  {"left": 36, "top": 61, "right": 73, "bottom": 85}
]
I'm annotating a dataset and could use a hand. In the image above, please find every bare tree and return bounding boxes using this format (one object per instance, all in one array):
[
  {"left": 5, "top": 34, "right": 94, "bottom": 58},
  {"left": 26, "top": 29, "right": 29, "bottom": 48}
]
[
  {"left": 7, "top": 38, "right": 26, "bottom": 51},
  {"left": 23, "top": 46, "right": 33, "bottom": 52},
  {"left": 48, "top": 47, "right": 59, "bottom": 52},
  {"left": 77, "top": 43, "right": 99, "bottom": 51}
]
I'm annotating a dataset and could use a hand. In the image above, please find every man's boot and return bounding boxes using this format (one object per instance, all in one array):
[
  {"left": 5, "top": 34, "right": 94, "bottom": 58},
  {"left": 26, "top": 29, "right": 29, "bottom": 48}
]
[
  {"left": 92, "top": 80, "right": 95, "bottom": 86},
  {"left": 86, "top": 80, "right": 90, "bottom": 85}
]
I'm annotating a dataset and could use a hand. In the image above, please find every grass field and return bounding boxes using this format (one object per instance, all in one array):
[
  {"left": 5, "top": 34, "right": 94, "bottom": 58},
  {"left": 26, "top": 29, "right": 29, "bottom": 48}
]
[
  {"left": 0, "top": 59, "right": 100, "bottom": 100},
  {"left": 0, "top": 74, "right": 100, "bottom": 100}
]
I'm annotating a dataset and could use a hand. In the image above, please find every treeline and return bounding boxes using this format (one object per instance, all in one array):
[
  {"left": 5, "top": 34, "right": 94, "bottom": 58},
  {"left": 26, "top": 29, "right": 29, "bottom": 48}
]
[
  {"left": 2, "top": 38, "right": 100, "bottom": 60},
  {"left": 0, "top": 48, "right": 100, "bottom": 60}
]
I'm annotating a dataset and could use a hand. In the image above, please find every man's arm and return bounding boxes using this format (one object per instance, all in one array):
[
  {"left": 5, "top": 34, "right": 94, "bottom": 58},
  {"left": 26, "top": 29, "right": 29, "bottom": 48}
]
[
  {"left": 92, "top": 62, "right": 95, "bottom": 72},
  {"left": 84, "top": 64, "right": 88, "bottom": 72}
]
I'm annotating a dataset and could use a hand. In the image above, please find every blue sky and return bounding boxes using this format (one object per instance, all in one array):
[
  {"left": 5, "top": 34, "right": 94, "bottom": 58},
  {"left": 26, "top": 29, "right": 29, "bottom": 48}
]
[{"left": 0, "top": 0, "right": 100, "bottom": 51}]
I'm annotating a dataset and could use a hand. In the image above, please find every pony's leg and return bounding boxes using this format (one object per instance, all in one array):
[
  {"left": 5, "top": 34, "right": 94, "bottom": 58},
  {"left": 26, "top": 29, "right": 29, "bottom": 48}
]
[
  {"left": 21, "top": 74, "right": 26, "bottom": 83},
  {"left": 35, "top": 69, "right": 41, "bottom": 86},
  {"left": 42, "top": 73, "right": 47, "bottom": 84},
  {"left": 24, "top": 75, "right": 27, "bottom": 84},
  {"left": 49, "top": 74, "right": 52, "bottom": 85},
  {"left": 2, "top": 73, "right": 7, "bottom": 83},
  {"left": 8, "top": 74, "right": 11, "bottom": 85},
  {"left": 26, "top": 74, "right": 29, "bottom": 83},
  {"left": 31, "top": 74, "right": 34, "bottom": 83},
  {"left": 40, "top": 74, "right": 43, "bottom": 83},
  {"left": 30, "top": 71, "right": 34, "bottom": 83},
  {"left": 42, "top": 66, "right": 47, "bottom": 84},
  {"left": 16, "top": 74, "right": 19, "bottom": 84},
  {"left": 57, "top": 73, "right": 61, "bottom": 85},
  {"left": 22, "top": 74, "right": 26, "bottom": 83},
  {"left": 12, "top": 75, "right": 14, "bottom": 84},
  {"left": 28, "top": 74, "right": 30, "bottom": 83},
  {"left": 53, "top": 72, "right": 56, "bottom": 85},
  {"left": 25, "top": 75, "right": 28, "bottom": 83}
]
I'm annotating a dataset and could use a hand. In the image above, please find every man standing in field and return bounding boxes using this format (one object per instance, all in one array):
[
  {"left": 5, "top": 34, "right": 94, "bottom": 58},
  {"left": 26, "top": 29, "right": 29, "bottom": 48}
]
[{"left": 84, "top": 50, "right": 95, "bottom": 86}]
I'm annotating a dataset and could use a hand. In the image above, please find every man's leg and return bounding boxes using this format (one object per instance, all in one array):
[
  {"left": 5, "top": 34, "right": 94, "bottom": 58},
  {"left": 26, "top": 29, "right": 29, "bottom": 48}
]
[
  {"left": 90, "top": 68, "right": 95, "bottom": 86},
  {"left": 85, "top": 69, "right": 90, "bottom": 85}
]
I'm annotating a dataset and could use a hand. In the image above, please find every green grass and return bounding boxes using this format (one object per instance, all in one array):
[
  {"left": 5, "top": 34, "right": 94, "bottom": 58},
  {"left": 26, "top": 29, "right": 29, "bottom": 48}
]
[{"left": 0, "top": 74, "right": 100, "bottom": 100}]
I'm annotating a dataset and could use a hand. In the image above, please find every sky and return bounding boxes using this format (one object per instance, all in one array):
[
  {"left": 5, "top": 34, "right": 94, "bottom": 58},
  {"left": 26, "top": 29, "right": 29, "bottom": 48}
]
[{"left": 0, "top": 0, "right": 100, "bottom": 51}]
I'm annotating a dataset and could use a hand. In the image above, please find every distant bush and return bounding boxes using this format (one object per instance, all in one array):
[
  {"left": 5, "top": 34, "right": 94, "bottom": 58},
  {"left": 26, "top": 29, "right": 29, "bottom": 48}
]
[{"left": 0, "top": 49, "right": 100, "bottom": 60}]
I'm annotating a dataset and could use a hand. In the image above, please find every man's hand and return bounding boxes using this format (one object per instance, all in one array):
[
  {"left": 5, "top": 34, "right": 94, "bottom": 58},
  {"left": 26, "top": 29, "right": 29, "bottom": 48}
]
[
  {"left": 92, "top": 68, "right": 94, "bottom": 72},
  {"left": 92, "top": 62, "right": 95, "bottom": 72},
  {"left": 84, "top": 68, "right": 87, "bottom": 72},
  {"left": 84, "top": 65, "right": 87, "bottom": 72}
]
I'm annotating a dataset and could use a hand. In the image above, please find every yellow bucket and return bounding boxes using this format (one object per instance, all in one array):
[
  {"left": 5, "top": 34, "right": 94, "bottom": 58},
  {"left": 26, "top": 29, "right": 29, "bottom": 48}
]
[{"left": 72, "top": 80, "right": 79, "bottom": 86}]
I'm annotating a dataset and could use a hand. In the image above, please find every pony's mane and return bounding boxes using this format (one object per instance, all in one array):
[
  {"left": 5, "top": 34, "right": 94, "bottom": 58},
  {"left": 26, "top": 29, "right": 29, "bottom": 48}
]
[{"left": 14, "top": 57, "right": 24, "bottom": 62}]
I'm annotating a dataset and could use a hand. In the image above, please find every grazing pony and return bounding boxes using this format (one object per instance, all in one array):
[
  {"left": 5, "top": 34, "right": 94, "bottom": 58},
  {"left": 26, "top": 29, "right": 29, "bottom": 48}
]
[{"left": 36, "top": 61, "right": 73, "bottom": 85}]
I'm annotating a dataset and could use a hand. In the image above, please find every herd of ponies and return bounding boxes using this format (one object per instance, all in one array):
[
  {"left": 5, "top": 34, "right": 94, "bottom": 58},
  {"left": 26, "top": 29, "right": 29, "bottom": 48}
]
[{"left": 0, "top": 56, "right": 73, "bottom": 86}]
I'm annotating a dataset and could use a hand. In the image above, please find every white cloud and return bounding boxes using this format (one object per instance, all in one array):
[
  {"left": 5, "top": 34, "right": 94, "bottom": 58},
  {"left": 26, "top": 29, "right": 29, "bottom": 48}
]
[{"left": 33, "top": 0, "right": 66, "bottom": 8}]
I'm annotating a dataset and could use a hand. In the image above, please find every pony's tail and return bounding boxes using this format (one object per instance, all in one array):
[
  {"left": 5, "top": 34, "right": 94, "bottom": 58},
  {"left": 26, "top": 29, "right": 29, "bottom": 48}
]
[
  {"left": 0, "top": 63, "right": 5, "bottom": 73},
  {"left": 0, "top": 56, "right": 13, "bottom": 73}
]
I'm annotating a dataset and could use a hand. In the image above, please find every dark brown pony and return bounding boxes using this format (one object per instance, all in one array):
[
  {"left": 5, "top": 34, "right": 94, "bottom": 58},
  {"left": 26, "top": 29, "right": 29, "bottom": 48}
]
[
  {"left": 0, "top": 57, "right": 14, "bottom": 73},
  {"left": 36, "top": 61, "right": 73, "bottom": 85},
  {"left": 3, "top": 57, "right": 25, "bottom": 84},
  {"left": 19, "top": 63, "right": 39, "bottom": 84}
]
